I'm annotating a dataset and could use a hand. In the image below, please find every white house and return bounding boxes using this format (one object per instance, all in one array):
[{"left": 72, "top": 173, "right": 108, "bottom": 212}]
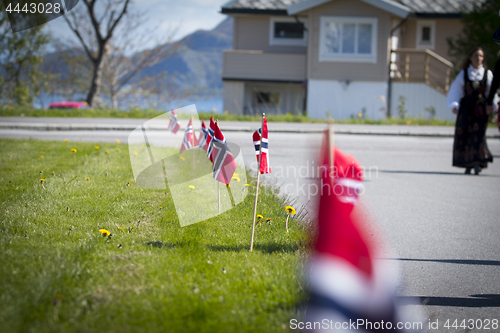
[{"left": 221, "top": 0, "right": 473, "bottom": 120}]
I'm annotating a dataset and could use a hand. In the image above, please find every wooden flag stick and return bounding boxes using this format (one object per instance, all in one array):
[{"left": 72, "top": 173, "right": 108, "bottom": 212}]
[
  {"left": 250, "top": 113, "right": 266, "bottom": 252},
  {"left": 216, "top": 119, "right": 220, "bottom": 214},
  {"left": 191, "top": 116, "right": 195, "bottom": 170},
  {"left": 326, "top": 119, "right": 335, "bottom": 185}
]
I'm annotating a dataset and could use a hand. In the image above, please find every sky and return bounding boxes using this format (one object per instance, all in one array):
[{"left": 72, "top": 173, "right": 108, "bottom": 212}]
[{"left": 44, "top": 0, "right": 230, "bottom": 47}]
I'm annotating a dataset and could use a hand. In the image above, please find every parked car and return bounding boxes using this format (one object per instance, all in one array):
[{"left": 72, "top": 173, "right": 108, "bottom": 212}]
[{"left": 47, "top": 102, "right": 89, "bottom": 110}]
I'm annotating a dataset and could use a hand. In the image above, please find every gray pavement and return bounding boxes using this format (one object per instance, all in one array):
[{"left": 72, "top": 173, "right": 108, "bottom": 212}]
[
  {"left": 1, "top": 120, "right": 500, "bottom": 330},
  {"left": 1, "top": 116, "right": 499, "bottom": 137}
]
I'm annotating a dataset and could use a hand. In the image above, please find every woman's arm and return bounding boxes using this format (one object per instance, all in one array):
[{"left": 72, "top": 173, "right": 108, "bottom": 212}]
[
  {"left": 486, "top": 58, "right": 500, "bottom": 106},
  {"left": 447, "top": 70, "right": 464, "bottom": 113}
]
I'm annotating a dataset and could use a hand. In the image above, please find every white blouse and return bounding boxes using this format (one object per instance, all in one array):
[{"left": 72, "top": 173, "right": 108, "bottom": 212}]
[{"left": 446, "top": 65, "right": 495, "bottom": 111}]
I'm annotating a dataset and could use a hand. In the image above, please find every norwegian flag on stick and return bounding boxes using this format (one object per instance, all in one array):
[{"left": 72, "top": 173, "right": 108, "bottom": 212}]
[
  {"left": 252, "top": 117, "right": 271, "bottom": 174},
  {"left": 179, "top": 117, "right": 194, "bottom": 153},
  {"left": 197, "top": 119, "right": 209, "bottom": 149},
  {"left": 249, "top": 113, "right": 267, "bottom": 252},
  {"left": 210, "top": 122, "right": 237, "bottom": 185},
  {"left": 304, "top": 125, "right": 407, "bottom": 332},
  {"left": 206, "top": 117, "right": 216, "bottom": 163},
  {"left": 168, "top": 109, "right": 181, "bottom": 134}
]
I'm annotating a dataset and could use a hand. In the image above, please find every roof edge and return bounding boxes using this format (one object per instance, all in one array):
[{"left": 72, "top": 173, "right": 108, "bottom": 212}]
[
  {"left": 360, "top": 0, "right": 410, "bottom": 18},
  {"left": 221, "top": 8, "right": 289, "bottom": 15},
  {"left": 288, "top": 0, "right": 410, "bottom": 17},
  {"left": 288, "top": 0, "right": 331, "bottom": 15}
]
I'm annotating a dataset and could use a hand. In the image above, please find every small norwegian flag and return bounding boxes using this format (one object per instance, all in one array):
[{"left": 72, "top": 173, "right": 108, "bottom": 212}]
[
  {"left": 206, "top": 117, "right": 216, "bottom": 163},
  {"left": 168, "top": 109, "right": 181, "bottom": 134},
  {"left": 304, "top": 130, "right": 407, "bottom": 332},
  {"left": 210, "top": 122, "right": 237, "bottom": 185},
  {"left": 197, "top": 119, "right": 209, "bottom": 149},
  {"left": 252, "top": 117, "right": 271, "bottom": 174},
  {"left": 179, "top": 118, "right": 194, "bottom": 153}
]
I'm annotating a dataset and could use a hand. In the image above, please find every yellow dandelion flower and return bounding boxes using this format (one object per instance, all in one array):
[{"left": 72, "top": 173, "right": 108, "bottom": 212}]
[
  {"left": 95, "top": 146, "right": 99, "bottom": 150},
  {"left": 189, "top": 185, "right": 195, "bottom": 189},
  {"left": 406, "top": 121, "right": 411, "bottom": 125},
  {"left": 106, "top": 151, "right": 109, "bottom": 154},
  {"left": 134, "top": 152, "right": 138, "bottom": 156},
  {"left": 285, "top": 206, "right": 296, "bottom": 215},
  {"left": 116, "top": 140, "right": 120, "bottom": 144},
  {"left": 51, "top": 171, "right": 55, "bottom": 175},
  {"left": 64, "top": 139, "right": 68, "bottom": 142},
  {"left": 99, "top": 229, "right": 111, "bottom": 237},
  {"left": 118, "top": 227, "right": 124, "bottom": 231},
  {"left": 244, "top": 183, "right": 250, "bottom": 187},
  {"left": 86, "top": 177, "right": 90, "bottom": 180},
  {"left": 257, "top": 214, "right": 263, "bottom": 219},
  {"left": 40, "top": 179, "right": 45, "bottom": 182},
  {"left": 233, "top": 173, "right": 239, "bottom": 177},
  {"left": 40, "top": 155, "right": 44, "bottom": 158},
  {"left": 116, "top": 148, "right": 120, "bottom": 151},
  {"left": 232, "top": 176, "right": 240, "bottom": 182},
  {"left": 358, "top": 113, "right": 362, "bottom": 118},
  {"left": 179, "top": 156, "right": 185, "bottom": 160},
  {"left": 71, "top": 149, "right": 77, "bottom": 153},
  {"left": 266, "top": 218, "right": 272, "bottom": 222},
  {"left": 135, "top": 107, "right": 139, "bottom": 111}
]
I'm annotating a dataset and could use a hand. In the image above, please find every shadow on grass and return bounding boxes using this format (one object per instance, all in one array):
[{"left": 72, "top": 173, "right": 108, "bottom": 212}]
[
  {"left": 207, "top": 242, "right": 300, "bottom": 254},
  {"left": 398, "top": 294, "right": 500, "bottom": 307},
  {"left": 145, "top": 241, "right": 188, "bottom": 249}
]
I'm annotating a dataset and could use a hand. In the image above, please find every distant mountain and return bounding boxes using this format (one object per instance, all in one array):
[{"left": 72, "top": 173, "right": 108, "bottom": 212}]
[
  {"left": 138, "top": 17, "right": 233, "bottom": 97},
  {"left": 42, "top": 17, "right": 233, "bottom": 101}
]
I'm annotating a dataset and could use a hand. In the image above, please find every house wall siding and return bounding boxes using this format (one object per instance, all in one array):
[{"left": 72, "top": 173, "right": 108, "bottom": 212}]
[
  {"left": 233, "top": 15, "right": 307, "bottom": 54},
  {"left": 222, "top": 51, "right": 306, "bottom": 81},
  {"left": 307, "top": 79, "right": 387, "bottom": 120},
  {"left": 307, "top": 0, "right": 392, "bottom": 82},
  {"left": 391, "top": 82, "right": 452, "bottom": 120},
  {"left": 223, "top": 81, "right": 245, "bottom": 114},
  {"left": 399, "top": 18, "right": 462, "bottom": 60}
]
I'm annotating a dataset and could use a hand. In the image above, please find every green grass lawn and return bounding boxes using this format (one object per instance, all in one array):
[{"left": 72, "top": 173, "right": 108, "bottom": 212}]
[
  {"left": 5, "top": 105, "right": 497, "bottom": 126},
  {"left": 0, "top": 139, "right": 310, "bottom": 333}
]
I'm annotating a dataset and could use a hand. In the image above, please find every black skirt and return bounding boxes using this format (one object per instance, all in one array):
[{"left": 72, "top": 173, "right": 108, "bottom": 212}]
[{"left": 452, "top": 95, "right": 493, "bottom": 168}]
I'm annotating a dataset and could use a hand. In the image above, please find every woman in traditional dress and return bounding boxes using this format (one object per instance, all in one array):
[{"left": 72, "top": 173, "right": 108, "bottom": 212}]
[{"left": 447, "top": 47, "right": 494, "bottom": 175}]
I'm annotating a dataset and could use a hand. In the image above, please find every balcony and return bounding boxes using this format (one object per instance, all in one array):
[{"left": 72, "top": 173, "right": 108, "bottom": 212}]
[
  {"left": 390, "top": 48, "right": 456, "bottom": 95},
  {"left": 222, "top": 50, "right": 306, "bottom": 82}
]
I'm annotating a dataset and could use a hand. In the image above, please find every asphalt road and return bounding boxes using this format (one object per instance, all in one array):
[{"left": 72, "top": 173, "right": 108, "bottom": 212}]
[{"left": 1, "top": 120, "right": 500, "bottom": 331}]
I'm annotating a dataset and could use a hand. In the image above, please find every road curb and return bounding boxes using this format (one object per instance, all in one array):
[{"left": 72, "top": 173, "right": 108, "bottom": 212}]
[{"left": 0, "top": 122, "right": 499, "bottom": 138}]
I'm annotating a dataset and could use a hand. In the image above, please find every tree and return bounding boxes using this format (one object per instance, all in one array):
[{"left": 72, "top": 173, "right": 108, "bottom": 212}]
[
  {"left": 447, "top": 0, "right": 500, "bottom": 72},
  {"left": 63, "top": 0, "right": 132, "bottom": 107},
  {"left": 63, "top": 0, "right": 176, "bottom": 108},
  {"left": 41, "top": 43, "right": 92, "bottom": 102},
  {"left": 0, "top": 9, "right": 50, "bottom": 106},
  {"left": 100, "top": 29, "right": 177, "bottom": 109}
]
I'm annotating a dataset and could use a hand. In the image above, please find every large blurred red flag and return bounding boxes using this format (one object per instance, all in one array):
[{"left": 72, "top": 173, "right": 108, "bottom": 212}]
[{"left": 303, "top": 130, "right": 410, "bottom": 332}]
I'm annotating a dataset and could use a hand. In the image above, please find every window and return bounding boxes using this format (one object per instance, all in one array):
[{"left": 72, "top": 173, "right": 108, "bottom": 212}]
[
  {"left": 416, "top": 20, "right": 435, "bottom": 50},
  {"left": 270, "top": 17, "right": 307, "bottom": 46},
  {"left": 255, "top": 92, "right": 280, "bottom": 105},
  {"left": 319, "top": 16, "right": 378, "bottom": 63}
]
